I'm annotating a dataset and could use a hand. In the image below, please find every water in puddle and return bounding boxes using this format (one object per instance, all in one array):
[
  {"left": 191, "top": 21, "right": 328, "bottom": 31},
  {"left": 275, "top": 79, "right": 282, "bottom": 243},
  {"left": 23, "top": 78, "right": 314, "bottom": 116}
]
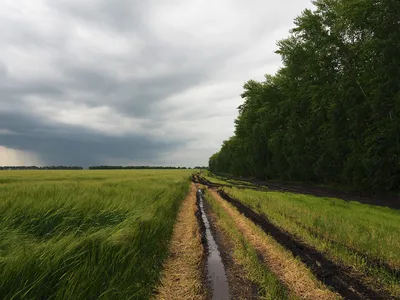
[{"left": 198, "top": 189, "right": 230, "bottom": 300}]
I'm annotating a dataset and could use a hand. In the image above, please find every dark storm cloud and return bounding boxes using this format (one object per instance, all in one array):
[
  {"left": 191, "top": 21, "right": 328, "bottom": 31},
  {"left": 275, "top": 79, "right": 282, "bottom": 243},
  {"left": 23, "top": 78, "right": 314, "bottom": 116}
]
[
  {"left": 0, "top": 0, "right": 313, "bottom": 166},
  {"left": 0, "top": 111, "right": 176, "bottom": 166},
  {"left": 62, "top": 65, "right": 207, "bottom": 116}
]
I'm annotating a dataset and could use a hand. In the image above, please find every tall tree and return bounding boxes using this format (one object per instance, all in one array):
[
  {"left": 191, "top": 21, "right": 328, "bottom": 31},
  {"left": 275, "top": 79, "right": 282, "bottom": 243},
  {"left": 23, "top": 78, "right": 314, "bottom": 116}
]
[{"left": 209, "top": 0, "right": 400, "bottom": 191}]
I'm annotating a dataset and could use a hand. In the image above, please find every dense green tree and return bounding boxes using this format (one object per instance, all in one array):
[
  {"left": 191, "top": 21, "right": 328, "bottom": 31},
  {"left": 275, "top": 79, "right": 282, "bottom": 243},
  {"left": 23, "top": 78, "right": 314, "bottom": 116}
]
[{"left": 209, "top": 0, "right": 400, "bottom": 191}]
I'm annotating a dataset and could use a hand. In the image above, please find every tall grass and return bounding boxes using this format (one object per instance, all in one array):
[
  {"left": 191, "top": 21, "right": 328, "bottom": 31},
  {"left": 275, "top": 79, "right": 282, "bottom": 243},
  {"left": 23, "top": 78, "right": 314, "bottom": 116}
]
[{"left": 0, "top": 170, "right": 192, "bottom": 300}]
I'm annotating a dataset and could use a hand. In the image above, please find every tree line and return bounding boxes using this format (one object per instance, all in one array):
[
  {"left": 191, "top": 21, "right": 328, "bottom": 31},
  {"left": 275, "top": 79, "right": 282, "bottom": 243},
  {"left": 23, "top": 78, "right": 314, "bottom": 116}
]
[
  {"left": 209, "top": 0, "right": 399, "bottom": 191},
  {"left": 88, "top": 166, "right": 205, "bottom": 170},
  {"left": 1, "top": 166, "right": 208, "bottom": 170},
  {"left": 0, "top": 166, "right": 83, "bottom": 170}
]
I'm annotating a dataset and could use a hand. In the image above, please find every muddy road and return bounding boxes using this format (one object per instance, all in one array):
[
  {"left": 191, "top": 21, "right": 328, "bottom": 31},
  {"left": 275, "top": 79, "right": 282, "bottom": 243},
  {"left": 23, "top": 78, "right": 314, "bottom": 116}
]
[
  {"left": 199, "top": 175, "right": 400, "bottom": 210},
  {"left": 192, "top": 175, "right": 398, "bottom": 299},
  {"left": 159, "top": 177, "right": 396, "bottom": 299}
]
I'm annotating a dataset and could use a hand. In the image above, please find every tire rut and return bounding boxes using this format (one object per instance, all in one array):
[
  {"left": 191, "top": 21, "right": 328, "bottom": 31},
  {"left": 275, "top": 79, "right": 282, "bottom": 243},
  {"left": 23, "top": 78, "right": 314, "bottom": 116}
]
[
  {"left": 215, "top": 188, "right": 393, "bottom": 300},
  {"left": 195, "top": 175, "right": 400, "bottom": 277}
]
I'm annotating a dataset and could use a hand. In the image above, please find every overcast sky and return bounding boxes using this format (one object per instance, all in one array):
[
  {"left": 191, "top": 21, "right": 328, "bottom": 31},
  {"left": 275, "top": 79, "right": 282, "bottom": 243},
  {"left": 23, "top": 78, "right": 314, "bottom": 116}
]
[{"left": 0, "top": 0, "right": 313, "bottom": 167}]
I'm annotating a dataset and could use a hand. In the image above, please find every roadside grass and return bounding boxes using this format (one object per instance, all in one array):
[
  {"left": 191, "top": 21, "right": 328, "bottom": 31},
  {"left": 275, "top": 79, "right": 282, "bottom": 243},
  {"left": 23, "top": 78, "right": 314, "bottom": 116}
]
[
  {"left": 0, "top": 170, "right": 192, "bottom": 300},
  {"left": 223, "top": 186, "right": 400, "bottom": 297},
  {"left": 204, "top": 190, "right": 290, "bottom": 300}
]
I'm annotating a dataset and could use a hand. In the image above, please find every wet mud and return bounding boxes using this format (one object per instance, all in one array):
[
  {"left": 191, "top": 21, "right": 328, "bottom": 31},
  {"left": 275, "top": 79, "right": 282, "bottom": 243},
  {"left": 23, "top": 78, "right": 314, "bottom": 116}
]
[
  {"left": 203, "top": 195, "right": 260, "bottom": 300},
  {"left": 197, "top": 189, "right": 230, "bottom": 300}
]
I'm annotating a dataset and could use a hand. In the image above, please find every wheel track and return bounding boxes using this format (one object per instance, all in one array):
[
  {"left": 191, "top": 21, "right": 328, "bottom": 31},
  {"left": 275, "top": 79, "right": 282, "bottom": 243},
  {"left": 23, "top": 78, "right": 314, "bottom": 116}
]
[{"left": 214, "top": 188, "right": 393, "bottom": 300}]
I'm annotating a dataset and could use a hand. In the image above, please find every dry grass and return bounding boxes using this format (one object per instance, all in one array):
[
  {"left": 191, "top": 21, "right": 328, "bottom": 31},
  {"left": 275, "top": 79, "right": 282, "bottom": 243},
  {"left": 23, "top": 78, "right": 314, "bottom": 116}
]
[
  {"left": 155, "top": 184, "right": 206, "bottom": 300},
  {"left": 209, "top": 189, "right": 340, "bottom": 300}
]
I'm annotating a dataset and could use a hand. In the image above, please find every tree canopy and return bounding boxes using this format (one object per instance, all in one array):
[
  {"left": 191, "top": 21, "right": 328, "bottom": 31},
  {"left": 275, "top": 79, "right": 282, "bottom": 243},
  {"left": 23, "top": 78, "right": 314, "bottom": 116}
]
[{"left": 209, "top": 0, "right": 400, "bottom": 191}]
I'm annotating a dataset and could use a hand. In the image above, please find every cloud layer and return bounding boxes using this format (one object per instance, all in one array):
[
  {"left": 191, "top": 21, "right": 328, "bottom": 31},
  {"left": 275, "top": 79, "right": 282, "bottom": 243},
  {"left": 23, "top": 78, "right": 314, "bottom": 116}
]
[{"left": 0, "top": 0, "right": 312, "bottom": 166}]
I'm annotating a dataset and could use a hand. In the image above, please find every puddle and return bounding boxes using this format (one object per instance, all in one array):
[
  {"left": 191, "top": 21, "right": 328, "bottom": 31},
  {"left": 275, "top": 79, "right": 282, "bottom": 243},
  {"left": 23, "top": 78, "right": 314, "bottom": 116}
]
[{"left": 197, "top": 189, "right": 230, "bottom": 300}]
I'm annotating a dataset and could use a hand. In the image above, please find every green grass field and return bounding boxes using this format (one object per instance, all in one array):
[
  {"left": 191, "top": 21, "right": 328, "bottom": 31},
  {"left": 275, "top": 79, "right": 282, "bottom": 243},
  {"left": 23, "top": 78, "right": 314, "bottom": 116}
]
[
  {"left": 203, "top": 173, "right": 400, "bottom": 296},
  {"left": 0, "top": 170, "right": 192, "bottom": 300}
]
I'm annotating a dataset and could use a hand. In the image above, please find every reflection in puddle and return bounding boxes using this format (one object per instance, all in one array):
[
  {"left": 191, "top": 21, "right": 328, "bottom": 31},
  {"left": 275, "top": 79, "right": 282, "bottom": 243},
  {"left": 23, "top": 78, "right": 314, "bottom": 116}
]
[{"left": 197, "top": 189, "right": 230, "bottom": 300}]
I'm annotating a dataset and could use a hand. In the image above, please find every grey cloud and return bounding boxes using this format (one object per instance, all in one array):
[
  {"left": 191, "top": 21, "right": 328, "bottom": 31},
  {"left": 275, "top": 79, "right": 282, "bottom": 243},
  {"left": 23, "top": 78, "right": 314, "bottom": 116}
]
[
  {"left": 0, "top": 81, "right": 63, "bottom": 98},
  {"left": 62, "top": 65, "right": 207, "bottom": 116},
  {"left": 63, "top": 67, "right": 121, "bottom": 95},
  {"left": 48, "top": 0, "right": 149, "bottom": 33},
  {"left": 0, "top": 111, "right": 178, "bottom": 166},
  {"left": 0, "top": 0, "right": 313, "bottom": 166}
]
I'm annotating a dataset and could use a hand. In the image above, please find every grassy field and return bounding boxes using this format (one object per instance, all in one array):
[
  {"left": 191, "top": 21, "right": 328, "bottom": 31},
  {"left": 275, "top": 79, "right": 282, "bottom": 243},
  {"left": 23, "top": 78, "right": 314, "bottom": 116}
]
[
  {"left": 203, "top": 173, "right": 400, "bottom": 296},
  {"left": 0, "top": 170, "right": 192, "bottom": 300}
]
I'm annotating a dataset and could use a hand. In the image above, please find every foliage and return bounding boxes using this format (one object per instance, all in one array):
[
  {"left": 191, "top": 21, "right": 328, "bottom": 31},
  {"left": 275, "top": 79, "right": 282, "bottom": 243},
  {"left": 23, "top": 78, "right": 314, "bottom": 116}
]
[{"left": 209, "top": 0, "right": 400, "bottom": 191}]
